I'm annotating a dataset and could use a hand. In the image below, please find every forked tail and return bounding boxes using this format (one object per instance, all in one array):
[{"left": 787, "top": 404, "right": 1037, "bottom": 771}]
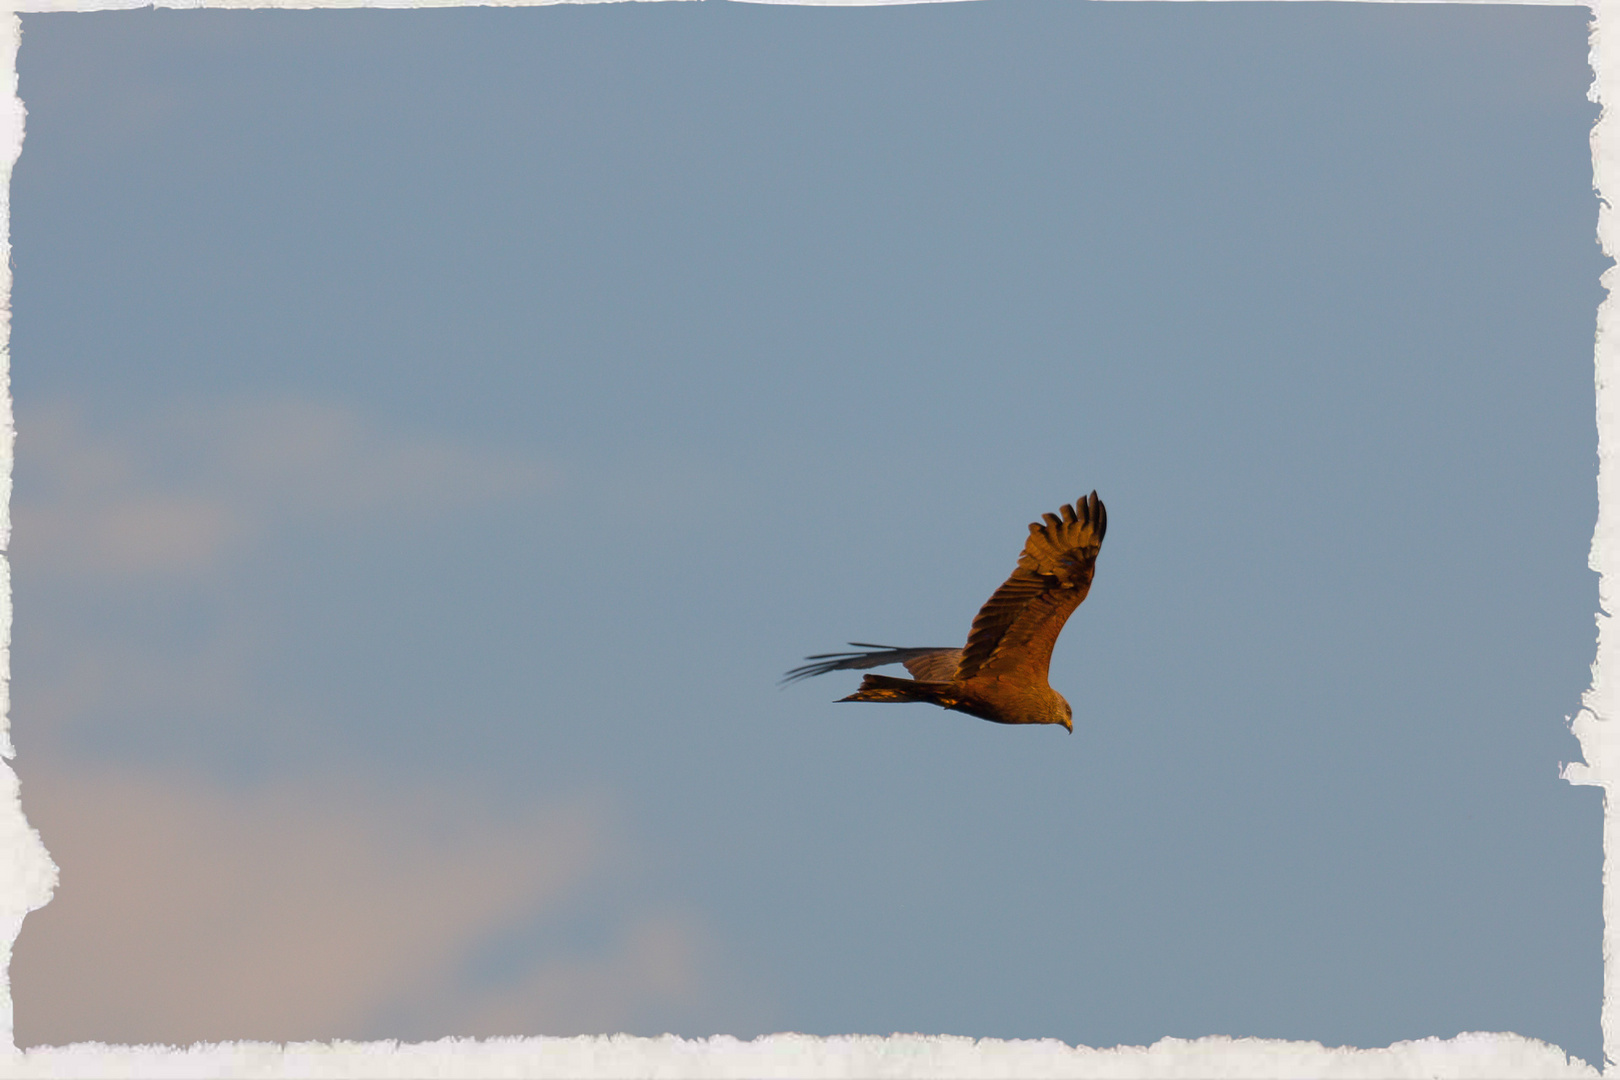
[{"left": 838, "top": 673, "right": 957, "bottom": 707}]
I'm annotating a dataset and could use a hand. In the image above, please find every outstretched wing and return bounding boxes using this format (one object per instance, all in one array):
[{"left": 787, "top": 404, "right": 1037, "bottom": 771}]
[
  {"left": 954, "top": 492, "right": 1106, "bottom": 685},
  {"left": 783, "top": 643, "right": 962, "bottom": 685}
]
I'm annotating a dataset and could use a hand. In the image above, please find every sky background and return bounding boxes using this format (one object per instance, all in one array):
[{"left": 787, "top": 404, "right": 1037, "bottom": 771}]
[{"left": 3, "top": 0, "right": 1606, "bottom": 1065}]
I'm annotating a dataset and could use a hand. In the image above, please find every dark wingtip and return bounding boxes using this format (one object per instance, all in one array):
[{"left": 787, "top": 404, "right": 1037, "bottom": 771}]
[
  {"left": 780, "top": 661, "right": 821, "bottom": 685},
  {"left": 781, "top": 643, "right": 907, "bottom": 685},
  {"left": 786, "top": 642, "right": 957, "bottom": 683}
]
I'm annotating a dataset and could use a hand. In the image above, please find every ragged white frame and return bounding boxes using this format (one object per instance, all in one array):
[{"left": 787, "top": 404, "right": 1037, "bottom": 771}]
[{"left": 0, "top": 0, "right": 1607, "bottom": 1074}]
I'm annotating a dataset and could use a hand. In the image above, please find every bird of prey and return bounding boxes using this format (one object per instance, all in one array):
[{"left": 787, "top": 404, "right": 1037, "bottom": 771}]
[{"left": 785, "top": 492, "right": 1106, "bottom": 733}]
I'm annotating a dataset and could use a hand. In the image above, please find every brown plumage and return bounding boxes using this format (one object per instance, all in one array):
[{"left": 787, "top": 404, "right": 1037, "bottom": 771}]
[{"left": 785, "top": 492, "right": 1106, "bottom": 733}]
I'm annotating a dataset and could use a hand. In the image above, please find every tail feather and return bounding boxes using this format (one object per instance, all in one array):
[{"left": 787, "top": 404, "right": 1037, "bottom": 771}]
[{"left": 838, "top": 673, "right": 957, "bottom": 707}]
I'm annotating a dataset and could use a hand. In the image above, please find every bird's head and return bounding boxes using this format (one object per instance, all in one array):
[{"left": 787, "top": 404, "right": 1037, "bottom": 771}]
[{"left": 1058, "top": 695, "right": 1073, "bottom": 734}]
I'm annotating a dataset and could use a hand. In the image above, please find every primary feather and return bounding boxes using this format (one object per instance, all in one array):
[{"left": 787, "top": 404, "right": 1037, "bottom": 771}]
[{"left": 782, "top": 644, "right": 963, "bottom": 684}]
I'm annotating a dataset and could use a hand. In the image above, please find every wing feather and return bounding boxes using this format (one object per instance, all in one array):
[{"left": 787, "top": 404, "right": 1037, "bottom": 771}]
[
  {"left": 955, "top": 492, "right": 1106, "bottom": 683},
  {"left": 782, "top": 643, "right": 961, "bottom": 684},
  {"left": 901, "top": 650, "right": 965, "bottom": 681}
]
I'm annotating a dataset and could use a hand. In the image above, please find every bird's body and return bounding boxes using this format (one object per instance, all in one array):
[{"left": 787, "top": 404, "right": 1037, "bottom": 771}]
[{"left": 785, "top": 492, "right": 1106, "bottom": 732}]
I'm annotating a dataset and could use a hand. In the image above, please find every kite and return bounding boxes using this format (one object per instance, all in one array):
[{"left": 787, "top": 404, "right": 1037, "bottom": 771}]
[{"left": 786, "top": 492, "right": 1106, "bottom": 732}]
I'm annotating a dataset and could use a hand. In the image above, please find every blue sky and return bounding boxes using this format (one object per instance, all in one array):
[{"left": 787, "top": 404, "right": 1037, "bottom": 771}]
[{"left": 5, "top": 1, "right": 1607, "bottom": 1064}]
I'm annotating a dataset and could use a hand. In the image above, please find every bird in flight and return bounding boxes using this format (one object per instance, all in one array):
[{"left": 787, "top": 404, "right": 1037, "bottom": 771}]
[{"left": 785, "top": 492, "right": 1106, "bottom": 733}]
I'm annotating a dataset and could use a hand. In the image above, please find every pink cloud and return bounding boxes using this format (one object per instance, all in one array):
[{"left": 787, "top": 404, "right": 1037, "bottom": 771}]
[
  {"left": 12, "top": 765, "right": 707, "bottom": 1046},
  {"left": 10, "top": 399, "right": 559, "bottom": 581}
]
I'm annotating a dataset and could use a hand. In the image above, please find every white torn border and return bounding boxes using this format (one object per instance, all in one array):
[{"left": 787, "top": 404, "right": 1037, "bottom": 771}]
[{"left": 0, "top": 0, "right": 1608, "bottom": 1075}]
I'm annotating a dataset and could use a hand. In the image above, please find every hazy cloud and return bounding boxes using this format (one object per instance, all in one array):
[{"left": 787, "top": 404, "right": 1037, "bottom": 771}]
[
  {"left": 15, "top": 628, "right": 260, "bottom": 755},
  {"left": 6, "top": 401, "right": 759, "bottom": 1043},
  {"left": 400, "top": 913, "right": 710, "bottom": 1041},
  {"left": 11, "top": 398, "right": 558, "bottom": 580},
  {"left": 12, "top": 765, "right": 710, "bottom": 1046}
]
